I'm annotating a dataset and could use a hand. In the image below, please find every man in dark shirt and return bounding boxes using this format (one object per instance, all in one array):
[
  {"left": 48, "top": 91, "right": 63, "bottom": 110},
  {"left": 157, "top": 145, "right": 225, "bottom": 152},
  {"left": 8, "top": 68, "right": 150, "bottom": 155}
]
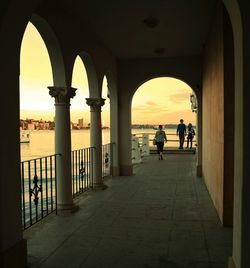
[{"left": 176, "top": 119, "right": 186, "bottom": 149}]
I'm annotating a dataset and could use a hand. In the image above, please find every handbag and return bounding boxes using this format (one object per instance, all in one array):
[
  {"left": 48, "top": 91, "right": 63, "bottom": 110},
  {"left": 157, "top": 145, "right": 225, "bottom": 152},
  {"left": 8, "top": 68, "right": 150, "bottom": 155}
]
[{"left": 153, "top": 139, "right": 157, "bottom": 145}]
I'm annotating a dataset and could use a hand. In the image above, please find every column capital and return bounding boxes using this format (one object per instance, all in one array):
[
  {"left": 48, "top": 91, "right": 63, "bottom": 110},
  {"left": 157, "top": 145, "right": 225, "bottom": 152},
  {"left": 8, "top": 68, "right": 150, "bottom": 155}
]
[
  {"left": 86, "top": 98, "right": 105, "bottom": 111},
  {"left": 48, "top": 86, "right": 77, "bottom": 104}
]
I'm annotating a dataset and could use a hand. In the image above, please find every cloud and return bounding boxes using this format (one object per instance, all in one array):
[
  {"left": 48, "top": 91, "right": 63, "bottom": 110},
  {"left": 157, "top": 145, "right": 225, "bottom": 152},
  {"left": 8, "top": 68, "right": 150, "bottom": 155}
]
[
  {"left": 157, "top": 109, "right": 195, "bottom": 123},
  {"left": 169, "top": 92, "right": 190, "bottom": 103},
  {"left": 132, "top": 104, "right": 168, "bottom": 113},
  {"left": 145, "top": 101, "right": 158, "bottom": 106}
]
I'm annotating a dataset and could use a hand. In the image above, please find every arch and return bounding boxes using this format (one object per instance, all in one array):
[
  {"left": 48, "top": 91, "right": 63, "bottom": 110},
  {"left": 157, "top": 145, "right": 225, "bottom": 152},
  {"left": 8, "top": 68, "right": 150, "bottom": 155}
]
[
  {"left": 30, "top": 14, "right": 66, "bottom": 86},
  {"left": 130, "top": 76, "right": 200, "bottom": 121},
  {"left": 131, "top": 75, "right": 197, "bottom": 100},
  {"left": 101, "top": 70, "right": 118, "bottom": 100},
  {"left": 117, "top": 57, "right": 202, "bottom": 108},
  {"left": 212, "top": 1, "right": 243, "bottom": 267},
  {"left": 20, "top": 21, "right": 55, "bottom": 120},
  {"left": 77, "top": 52, "right": 99, "bottom": 98},
  {"left": 70, "top": 55, "right": 90, "bottom": 134},
  {"left": 101, "top": 75, "right": 109, "bottom": 100},
  {"left": 102, "top": 70, "right": 119, "bottom": 175},
  {"left": 131, "top": 77, "right": 196, "bottom": 126},
  {"left": 101, "top": 75, "right": 109, "bottom": 127}
]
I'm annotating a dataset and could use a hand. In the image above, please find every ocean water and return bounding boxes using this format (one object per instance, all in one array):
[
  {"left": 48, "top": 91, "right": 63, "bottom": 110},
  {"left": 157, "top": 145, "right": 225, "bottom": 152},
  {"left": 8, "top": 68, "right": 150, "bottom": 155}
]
[
  {"left": 21, "top": 129, "right": 110, "bottom": 161},
  {"left": 20, "top": 128, "right": 182, "bottom": 161}
]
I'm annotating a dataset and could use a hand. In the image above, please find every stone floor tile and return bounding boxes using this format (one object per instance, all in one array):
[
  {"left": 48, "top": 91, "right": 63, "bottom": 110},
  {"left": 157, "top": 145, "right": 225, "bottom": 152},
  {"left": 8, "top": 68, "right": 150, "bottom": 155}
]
[{"left": 25, "top": 155, "right": 232, "bottom": 268}]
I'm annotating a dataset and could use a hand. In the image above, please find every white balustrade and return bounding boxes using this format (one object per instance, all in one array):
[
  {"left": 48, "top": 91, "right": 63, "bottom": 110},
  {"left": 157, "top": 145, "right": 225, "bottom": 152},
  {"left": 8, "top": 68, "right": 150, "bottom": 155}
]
[
  {"left": 141, "top": 134, "right": 150, "bottom": 156},
  {"left": 131, "top": 135, "right": 142, "bottom": 164}
]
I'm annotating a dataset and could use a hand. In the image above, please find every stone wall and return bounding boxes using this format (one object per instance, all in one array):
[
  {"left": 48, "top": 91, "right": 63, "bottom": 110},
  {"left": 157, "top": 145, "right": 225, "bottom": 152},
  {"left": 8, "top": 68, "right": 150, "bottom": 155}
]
[{"left": 202, "top": 3, "right": 234, "bottom": 226}]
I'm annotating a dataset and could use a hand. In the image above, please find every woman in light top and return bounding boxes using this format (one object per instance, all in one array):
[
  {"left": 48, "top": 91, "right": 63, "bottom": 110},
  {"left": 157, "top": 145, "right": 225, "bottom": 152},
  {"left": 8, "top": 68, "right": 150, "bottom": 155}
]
[
  {"left": 186, "top": 123, "right": 195, "bottom": 148},
  {"left": 154, "top": 125, "right": 167, "bottom": 160}
]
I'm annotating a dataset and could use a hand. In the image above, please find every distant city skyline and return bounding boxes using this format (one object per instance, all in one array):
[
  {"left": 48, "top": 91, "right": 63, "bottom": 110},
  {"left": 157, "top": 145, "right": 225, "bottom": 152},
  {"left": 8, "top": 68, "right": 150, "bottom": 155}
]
[{"left": 20, "top": 23, "right": 196, "bottom": 125}]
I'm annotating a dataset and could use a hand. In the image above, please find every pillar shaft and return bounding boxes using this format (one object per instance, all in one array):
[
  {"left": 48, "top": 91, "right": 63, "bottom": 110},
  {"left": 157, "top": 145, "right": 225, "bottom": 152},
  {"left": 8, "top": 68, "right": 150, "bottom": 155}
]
[
  {"left": 118, "top": 98, "right": 133, "bottom": 175},
  {"left": 86, "top": 98, "right": 106, "bottom": 189},
  {"left": 110, "top": 93, "right": 119, "bottom": 176},
  {"left": 48, "top": 86, "right": 76, "bottom": 209}
]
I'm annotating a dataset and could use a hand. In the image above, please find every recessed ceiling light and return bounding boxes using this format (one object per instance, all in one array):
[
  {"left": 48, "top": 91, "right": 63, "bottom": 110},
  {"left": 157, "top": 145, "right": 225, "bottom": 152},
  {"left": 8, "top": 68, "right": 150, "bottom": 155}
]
[
  {"left": 154, "top": 48, "right": 165, "bottom": 54},
  {"left": 143, "top": 17, "right": 159, "bottom": 28}
]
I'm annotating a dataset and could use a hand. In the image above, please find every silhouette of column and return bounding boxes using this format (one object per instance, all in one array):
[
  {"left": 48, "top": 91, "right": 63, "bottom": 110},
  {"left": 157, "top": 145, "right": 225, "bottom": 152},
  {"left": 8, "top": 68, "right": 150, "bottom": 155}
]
[
  {"left": 48, "top": 86, "right": 77, "bottom": 210},
  {"left": 86, "top": 98, "right": 107, "bottom": 189}
]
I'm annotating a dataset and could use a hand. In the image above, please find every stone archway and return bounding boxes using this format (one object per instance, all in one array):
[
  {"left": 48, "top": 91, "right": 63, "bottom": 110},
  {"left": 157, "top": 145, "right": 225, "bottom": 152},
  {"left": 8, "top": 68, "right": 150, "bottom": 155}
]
[
  {"left": 30, "top": 14, "right": 67, "bottom": 87},
  {"left": 217, "top": 1, "right": 243, "bottom": 267},
  {"left": 78, "top": 52, "right": 99, "bottom": 98},
  {"left": 102, "top": 71, "right": 119, "bottom": 175}
]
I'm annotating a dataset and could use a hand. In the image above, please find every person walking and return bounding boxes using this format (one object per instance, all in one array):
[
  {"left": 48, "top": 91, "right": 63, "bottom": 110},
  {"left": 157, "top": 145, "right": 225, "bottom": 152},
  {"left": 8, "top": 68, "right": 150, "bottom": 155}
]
[
  {"left": 154, "top": 125, "right": 167, "bottom": 160},
  {"left": 186, "top": 123, "right": 195, "bottom": 148},
  {"left": 176, "top": 119, "right": 186, "bottom": 149}
]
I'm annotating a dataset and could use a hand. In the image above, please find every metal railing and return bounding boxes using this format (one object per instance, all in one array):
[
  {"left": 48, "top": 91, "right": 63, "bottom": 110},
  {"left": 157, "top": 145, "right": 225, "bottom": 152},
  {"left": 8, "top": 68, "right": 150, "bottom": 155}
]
[
  {"left": 102, "top": 143, "right": 114, "bottom": 178},
  {"left": 21, "top": 144, "right": 115, "bottom": 229},
  {"left": 21, "top": 154, "right": 59, "bottom": 230},
  {"left": 71, "top": 147, "right": 95, "bottom": 198}
]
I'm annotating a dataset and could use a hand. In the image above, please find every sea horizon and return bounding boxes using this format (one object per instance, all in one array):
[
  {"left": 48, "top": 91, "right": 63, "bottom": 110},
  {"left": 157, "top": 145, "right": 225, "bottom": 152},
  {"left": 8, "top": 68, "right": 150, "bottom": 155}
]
[{"left": 21, "top": 128, "right": 184, "bottom": 161}]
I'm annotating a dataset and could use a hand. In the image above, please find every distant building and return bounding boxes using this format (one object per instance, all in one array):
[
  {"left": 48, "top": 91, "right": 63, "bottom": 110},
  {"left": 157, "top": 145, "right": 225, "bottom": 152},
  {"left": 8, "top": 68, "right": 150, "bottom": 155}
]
[
  {"left": 78, "top": 118, "right": 84, "bottom": 128},
  {"left": 27, "top": 123, "right": 35, "bottom": 131}
]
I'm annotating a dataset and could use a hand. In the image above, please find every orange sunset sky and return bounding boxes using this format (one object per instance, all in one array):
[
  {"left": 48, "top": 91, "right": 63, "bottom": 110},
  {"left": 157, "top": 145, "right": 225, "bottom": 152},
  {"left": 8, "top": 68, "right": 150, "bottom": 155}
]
[{"left": 20, "top": 23, "right": 196, "bottom": 126}]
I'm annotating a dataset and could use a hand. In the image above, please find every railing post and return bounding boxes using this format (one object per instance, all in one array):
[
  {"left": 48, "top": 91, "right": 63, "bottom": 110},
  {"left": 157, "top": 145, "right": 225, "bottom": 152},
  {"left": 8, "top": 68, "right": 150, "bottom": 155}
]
[
  {"left": 101, "top": 143, "right": 114, "bottom": 177},
  {"left": 141, "top": 134, "right": 150, "bottom": 156},
  {"left": 131, "top": 135, "right": 142, "bottom": 164}
]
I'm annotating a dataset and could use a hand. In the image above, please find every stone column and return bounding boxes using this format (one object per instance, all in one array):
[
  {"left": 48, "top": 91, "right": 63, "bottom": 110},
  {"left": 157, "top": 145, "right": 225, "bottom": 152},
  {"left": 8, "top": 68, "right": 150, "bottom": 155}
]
[
  {"left": 86, "top": 98, "right": 107, "bottom": 189},
  {"left": 48, "top": 86, "right": 77, "bottom": 210},
  {"left": 118, "top": 98, "right": 133, "bottom": 175},
  {"left": 109, "top": 85, "right": 120, "bottom": 176}
]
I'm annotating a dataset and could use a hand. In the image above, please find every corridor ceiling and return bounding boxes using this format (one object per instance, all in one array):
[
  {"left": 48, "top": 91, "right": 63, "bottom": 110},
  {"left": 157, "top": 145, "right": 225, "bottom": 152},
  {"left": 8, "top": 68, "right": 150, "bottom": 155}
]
[{"left": 45, "top": 0, "right": 218, "bottom": 59}]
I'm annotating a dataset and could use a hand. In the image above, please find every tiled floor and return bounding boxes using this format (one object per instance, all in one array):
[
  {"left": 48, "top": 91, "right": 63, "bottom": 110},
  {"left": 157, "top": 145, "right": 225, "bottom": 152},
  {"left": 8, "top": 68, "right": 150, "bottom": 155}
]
[{"left": 25, "top": 154, "right": 232, "bottom": 268}]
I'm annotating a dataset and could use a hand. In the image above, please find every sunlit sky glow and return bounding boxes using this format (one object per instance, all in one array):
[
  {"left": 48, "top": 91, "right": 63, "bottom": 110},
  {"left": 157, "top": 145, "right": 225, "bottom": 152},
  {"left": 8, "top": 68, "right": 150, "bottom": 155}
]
[
  {"left": 20, "top": 22, "right": 195, "bottom": 126},
  {"left": 132, "top": 78, "right": 195, "bottom": 124}
]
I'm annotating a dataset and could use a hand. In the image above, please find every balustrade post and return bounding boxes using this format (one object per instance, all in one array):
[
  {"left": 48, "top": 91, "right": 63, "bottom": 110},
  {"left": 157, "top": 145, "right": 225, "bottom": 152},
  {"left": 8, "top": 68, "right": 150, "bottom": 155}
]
[
  {"left": 131, "top": 135, "right": 142, "bottom": 164},
  {"left": 86, "top": 98, "right": 107, "bottom": 189},
  {"left": 141, "top": 134, "right": 150, "bottom": 156},
  {"left": 48, "top": 86, "right": 77, "bottom": 210}
]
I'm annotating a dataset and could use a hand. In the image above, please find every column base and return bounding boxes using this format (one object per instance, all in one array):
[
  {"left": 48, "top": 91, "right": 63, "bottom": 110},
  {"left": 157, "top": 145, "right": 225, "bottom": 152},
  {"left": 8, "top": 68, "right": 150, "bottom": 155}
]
[
  {"left": 111, "top": 166, "right": 119, "bottom": 176},
  {"left": 196, "top": 164, "right": 202, "bottom": 177},
  {"left": 93, "top": 181, "right": 108, "bottom": 190},
  {"left": 120, "top": 165, "right": 133, "bottom": 176},
  {"left": 57, "top": 202, "right": 79, "bottom": 213},
  {"left": 228, "top": 257, "right": 236, "bottom": 268},
  {"left": 0, "top": 239, "right": 27, "bottom": 268}
]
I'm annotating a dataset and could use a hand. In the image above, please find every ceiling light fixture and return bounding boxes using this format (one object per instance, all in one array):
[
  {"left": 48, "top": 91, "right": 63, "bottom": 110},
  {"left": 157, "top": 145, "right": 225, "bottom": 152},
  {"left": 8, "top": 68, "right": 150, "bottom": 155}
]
[
  {"left": 143, "top": 17, "right": 159, "bottom": 28},
  {"left": 154, "top": 48, "right": 165, "bottom": 55}
]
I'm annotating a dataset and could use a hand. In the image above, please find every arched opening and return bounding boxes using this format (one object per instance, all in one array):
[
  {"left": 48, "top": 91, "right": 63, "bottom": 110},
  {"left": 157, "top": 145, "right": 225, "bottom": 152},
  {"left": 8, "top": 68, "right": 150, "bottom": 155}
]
[
  {"left": 78, "top": 52, "right": 99, "bottom": 98},
  {"left": 101, "top": 75, "right": 111, "bottom": 177},
  {"left": 202, "top": 2, "right": 235, "bottom": 227},
  {"left": 19, "top": 18, "right": 64, "bottom": 230},
  {"left": 20, "top": 22, "right": 54, "bottom": 161},
  {"left": 71, "top": 55, "right": 90, "bottom": 149},
  {"left": 132, "top": 77, "right": 196, "bottom": 149},
  {"left": 101, "top": 75, "right": 110, "bottom": 144},
  {"left": 0, "top": 1, "right": 246, "bottom": 267},
  {"left": 104, "top": 71, "right": 119, "bottom": 176}
]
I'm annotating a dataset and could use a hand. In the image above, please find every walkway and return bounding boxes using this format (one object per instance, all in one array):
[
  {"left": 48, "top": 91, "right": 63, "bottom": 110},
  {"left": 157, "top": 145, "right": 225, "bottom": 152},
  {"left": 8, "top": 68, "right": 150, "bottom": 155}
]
[{"left": 25, "top": 154, "right": 232, "bottom": 268}]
